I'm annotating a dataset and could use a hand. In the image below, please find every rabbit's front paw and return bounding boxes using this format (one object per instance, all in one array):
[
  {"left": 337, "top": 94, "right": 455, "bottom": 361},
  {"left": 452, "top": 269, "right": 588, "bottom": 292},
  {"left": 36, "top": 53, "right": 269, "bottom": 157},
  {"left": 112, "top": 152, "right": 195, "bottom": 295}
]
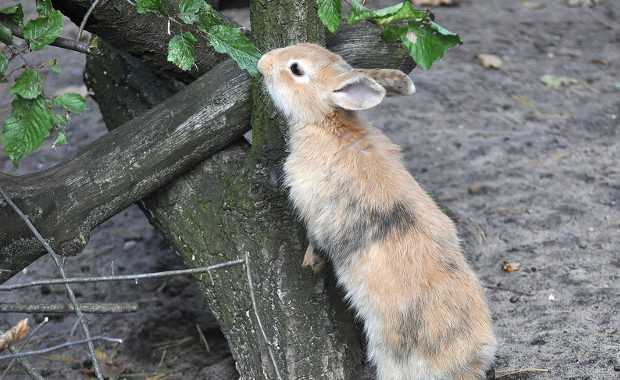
[{"left": 302, "top": 244, "right": 327, "bottom": 273}]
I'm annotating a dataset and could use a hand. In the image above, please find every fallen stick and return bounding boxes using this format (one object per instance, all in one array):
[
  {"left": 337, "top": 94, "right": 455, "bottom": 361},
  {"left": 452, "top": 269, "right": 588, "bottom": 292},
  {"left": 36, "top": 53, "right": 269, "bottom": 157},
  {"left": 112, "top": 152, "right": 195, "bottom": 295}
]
[
  {"left": 0, "top": 336, "right": 123, "bottom": 361},
  {"left": 0, "top": 259, "right": 246, "bottom": 291},
  {"left": 0, "top": 303, "right": 139, "bottom": 314}
]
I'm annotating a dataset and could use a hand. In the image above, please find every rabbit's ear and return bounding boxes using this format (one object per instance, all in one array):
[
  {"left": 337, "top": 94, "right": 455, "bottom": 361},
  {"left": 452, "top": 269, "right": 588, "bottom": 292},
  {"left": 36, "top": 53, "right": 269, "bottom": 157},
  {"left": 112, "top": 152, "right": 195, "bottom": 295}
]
[
  {"left": 330, "top": 73, "right": 386, "bottom": 111},
  {"left": 355, "top": 69, "right": 415, "bottom": 97}
]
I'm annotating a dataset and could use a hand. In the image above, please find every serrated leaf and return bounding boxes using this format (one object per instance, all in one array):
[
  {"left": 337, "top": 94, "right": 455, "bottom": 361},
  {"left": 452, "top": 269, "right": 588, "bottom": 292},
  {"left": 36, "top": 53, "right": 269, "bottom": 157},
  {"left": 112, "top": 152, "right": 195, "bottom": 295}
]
[
  {"left": 386, "top": 20, "right": 461, "bottom": 70},
  {"left": 52, "top": 131, "right": 67, "bottom": 147},
  {"left": 207, "top": 25, "right": 261, "bottom": 76},
  {"left": 348, "top": 0, "right": 405, "bottom": 24},
  {"left": 196, "top": 5, "right": 220, "bottom": 32},
  {"left": 23, "top": 10, "right": 64, "bottom": 50},
  {"left": 36, "top": 0, "right": 53, "bottom": 17},
  {"left": 0, "top": 22, "right": 13, "bottom": 45},
  {"left": 136, "top": 0, "right": 162, "bottom": 14},
  {"left": 52, "top": 93, "right": 86, "bottom": 113},
  {"left": 1, "top": 96, "right": 55, "bottom": 162},
  {"left": 318, "top": 0, "right": 341, "bottom": 33},
  {"left": 167, "top": 32, "right": 197, "bottom": 71},
  {"left": 0, "top": 54, "right": 8, "bottom": 80},
  {"left": 179, "top": 0, "right": 208, "bottom": 24},
  {"left": 11, "top": 69, "right": 44, "bottom": 99},
  {"left": 0, "top": 4, "right": 24, "bottom": 28}
]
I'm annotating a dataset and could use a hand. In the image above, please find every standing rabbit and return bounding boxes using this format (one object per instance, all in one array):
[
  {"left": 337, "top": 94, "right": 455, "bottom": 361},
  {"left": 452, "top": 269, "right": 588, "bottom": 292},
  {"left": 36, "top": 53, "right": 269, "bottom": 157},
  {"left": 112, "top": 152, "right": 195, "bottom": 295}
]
[{"left": 257, "top": 43, "right": 496, "bottom": 380}]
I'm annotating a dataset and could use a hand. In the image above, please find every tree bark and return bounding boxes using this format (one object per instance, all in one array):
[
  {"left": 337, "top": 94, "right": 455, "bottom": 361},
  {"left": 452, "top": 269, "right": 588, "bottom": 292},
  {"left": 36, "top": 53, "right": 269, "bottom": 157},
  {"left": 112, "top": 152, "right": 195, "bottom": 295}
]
[
  {"left": 0, "top": 56, "right": 252, "bottom": 283},
  {"left": 0, "top": 5, "right": 416, "bottom": 379},
  {"left": 88, "top": 4, "right": 365, "bottom": 379},
  {"left": 0, "top": 22, "right": 411, "bottom": 284},
  {"left": 52, "top": 0, "right": 232, "bottom": 81}
]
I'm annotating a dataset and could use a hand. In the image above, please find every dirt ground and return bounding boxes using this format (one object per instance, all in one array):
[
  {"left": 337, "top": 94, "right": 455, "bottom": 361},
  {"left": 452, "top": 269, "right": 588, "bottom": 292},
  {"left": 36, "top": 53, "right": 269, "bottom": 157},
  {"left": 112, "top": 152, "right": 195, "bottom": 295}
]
[{"left": 1, "top": 0, "right": 619, "bottom": 379}]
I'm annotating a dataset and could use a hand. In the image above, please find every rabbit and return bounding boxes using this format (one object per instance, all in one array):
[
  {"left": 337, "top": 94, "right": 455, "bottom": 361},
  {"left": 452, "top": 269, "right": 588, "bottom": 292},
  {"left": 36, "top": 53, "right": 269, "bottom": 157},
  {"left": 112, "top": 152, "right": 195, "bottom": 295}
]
[{"left": 257, "top": 43, "right": 496, "bottom": 380}]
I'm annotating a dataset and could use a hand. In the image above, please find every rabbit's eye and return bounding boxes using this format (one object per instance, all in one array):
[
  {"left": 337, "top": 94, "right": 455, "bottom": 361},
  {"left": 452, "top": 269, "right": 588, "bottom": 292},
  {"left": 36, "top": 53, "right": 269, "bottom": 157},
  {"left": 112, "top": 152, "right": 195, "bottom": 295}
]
[{"left": 289, "top": 62, "right": 304, "bottom": 76}]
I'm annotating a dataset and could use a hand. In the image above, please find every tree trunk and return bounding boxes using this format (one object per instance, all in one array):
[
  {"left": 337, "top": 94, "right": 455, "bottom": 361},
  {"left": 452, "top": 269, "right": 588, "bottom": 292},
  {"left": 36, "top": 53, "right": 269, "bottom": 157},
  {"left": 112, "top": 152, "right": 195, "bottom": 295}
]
[
  {"left": 86, "top": 4, "right": 365, "bottom": 379},
  {"left": 2, "top": 1, "right": 415, "bottom": 376}
]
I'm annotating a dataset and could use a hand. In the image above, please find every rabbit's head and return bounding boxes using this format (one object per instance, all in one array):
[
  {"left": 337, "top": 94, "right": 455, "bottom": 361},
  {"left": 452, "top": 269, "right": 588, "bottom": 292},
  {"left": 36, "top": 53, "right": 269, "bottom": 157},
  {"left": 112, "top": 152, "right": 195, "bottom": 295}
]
[{"left": 258, "top": 43, "right": 414, "bottom": 124}]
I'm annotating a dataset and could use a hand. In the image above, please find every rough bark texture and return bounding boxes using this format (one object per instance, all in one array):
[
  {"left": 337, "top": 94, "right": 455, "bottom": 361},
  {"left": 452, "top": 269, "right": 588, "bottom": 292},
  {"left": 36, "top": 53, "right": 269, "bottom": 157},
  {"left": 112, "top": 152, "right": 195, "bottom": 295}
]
[
  {"left": 0, "top": 20, "right": 411, "bottom": 284},
  {"left": 87, "top": 4, "right": 365, "bottom": 380},
  {"left": 1, "top": 4, "right": 415, "bottom": 376},
  {"left": 51, "top": 0, "right": 231, "bottom": 81},
  {"left": 0, "top": 51, "right": 252, "bottom": 283}
]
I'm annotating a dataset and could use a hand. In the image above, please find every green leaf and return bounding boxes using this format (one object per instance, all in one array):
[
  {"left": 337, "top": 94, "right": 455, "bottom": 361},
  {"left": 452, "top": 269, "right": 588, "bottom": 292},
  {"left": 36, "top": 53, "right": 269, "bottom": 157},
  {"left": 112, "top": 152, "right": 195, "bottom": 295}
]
[
  {"left": 0, "top": 4, "right": 24, "bottom": 28},
  {"left": 179, "top": 0, "right": 208, "bottom": 24},
  {"left": 348, "top": 0, "right": 405, "bottom": 24},
  {"left": 0, "top": 22, "right": 13, "bottom": 45},
  {"left": 52, "top": 93, "right": 86, "bottom": 113},
  {"left": 11, "top": 69, "right": 44, "bottom": 99},
  {"left": 317, "top": 0, "right": 341, "bottom": 33},
  {"left": 207, "top": 25, "right": 261, "bottom": 76},
  {"left": 167, "top": 32, "right": 197, "bottom": 71},
  {"left": 0, "top": 53, "right": 8, "bottom": 80},
  {"left": 36, "top": 0, "right": 53, "bottom": 17},
  {"left": 1, "top": 96, "right": 55, "bottom": 162},
  {"left": 347, "top": 1, "right": 461, "bottom": 69},
  {"left": 23, "top": 10, "right": 64, "bottom": 50},
  {"left": 136, "top": 0, "right": 162, "bottom": 14},
  {"left": 196, "top": 5, "right": 220, "bottom": 32},
  {"left": 53, "top": 131, "right": 67, "bottom": 146},
  {"left": 51, "top": 112, "right": 68, "bottom": 126},
  {"left": 396, "top": 21, "right": 461, "bottom": 70}
]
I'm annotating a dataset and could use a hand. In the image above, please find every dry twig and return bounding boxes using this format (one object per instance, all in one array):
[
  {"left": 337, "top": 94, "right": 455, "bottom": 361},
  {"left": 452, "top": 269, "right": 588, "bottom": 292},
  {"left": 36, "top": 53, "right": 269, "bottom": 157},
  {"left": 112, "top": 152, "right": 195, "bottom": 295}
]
[
  {"left": 483, "top": 284, "right": 534, "bottom": 297},
  {"left": 0, "top": 303, "right": 139, "bottom": 314},
  {"left": 195, "top": 324, "right": 211, "bottom": 353},
  {"left": 0, "top": 259, "right": 246, "bottom": 291},
  {"left": 0, "top": 318, "right": 49, "bottom": 380},
  {"left": 0, "top": 20, "right": 90, "bottom": 54},
  {"left": 0, "top": 186, "right": 104, "bottom": 380},
  {"left": 495, "top": 367, "right": 550, "bottom": 378},
  {"left": 0, "top": 336, "right": 123, "bottom": 361},
  {"left": 77, "top": 0, "right": 102, "bottom": 41},
  {"left": 244, "top": 253, "right": 283, "bottom": 380}
]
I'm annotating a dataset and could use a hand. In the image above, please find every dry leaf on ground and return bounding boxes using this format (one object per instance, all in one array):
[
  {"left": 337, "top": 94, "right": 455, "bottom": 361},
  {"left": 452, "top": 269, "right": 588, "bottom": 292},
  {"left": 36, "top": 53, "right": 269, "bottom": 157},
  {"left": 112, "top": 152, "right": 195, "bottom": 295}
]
[
  {"left": 502, "top": 260, "right": 521, "bottom": 273},
  {"left": 478, "top": 54, "right": 503, "bottom": 69},
  {"left": 0, "top": 319, "right": 29, "bottom": 352},
  {"left": 541, "top": 74, "right": 581, "bottom": 88}
]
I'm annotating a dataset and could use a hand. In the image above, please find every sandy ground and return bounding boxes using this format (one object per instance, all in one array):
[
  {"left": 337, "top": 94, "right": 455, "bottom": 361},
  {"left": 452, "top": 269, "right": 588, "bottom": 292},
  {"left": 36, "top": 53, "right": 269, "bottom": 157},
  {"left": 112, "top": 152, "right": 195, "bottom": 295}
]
[{"left": 1, "top": 0, "right": 619, "bottom": 379}]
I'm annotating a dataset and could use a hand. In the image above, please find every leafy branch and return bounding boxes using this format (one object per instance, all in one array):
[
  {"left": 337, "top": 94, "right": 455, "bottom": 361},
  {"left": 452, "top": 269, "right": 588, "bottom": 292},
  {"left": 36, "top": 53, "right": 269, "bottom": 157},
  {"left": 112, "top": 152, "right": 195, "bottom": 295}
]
[
  {"left": 320, "top": 0, "right": 462, "bottom": 70},
  {"left": 0, "top": 0, "right": 461, "bottom": 164},
  {"left": 0, "top": 1, "right": 87, "bottom": 164},
  {"left": 135, "top": 0, "right": 262, "bottom": 76}
]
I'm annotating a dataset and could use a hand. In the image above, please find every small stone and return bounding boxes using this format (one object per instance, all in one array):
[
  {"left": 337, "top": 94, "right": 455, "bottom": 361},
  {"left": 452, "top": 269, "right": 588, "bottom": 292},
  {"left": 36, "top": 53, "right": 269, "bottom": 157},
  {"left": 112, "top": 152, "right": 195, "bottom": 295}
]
[
  {"left": 478, "top": 54, "right": 503, "bottom": 70},
  {"left": 123, "top": 240, "right": 137, "bottom": 251},
  {"left": 530, "top": 337, "right": 546, "bottom": 345},
  {"left": 509, "top": 295, "right": 520, "bottom": 303}
]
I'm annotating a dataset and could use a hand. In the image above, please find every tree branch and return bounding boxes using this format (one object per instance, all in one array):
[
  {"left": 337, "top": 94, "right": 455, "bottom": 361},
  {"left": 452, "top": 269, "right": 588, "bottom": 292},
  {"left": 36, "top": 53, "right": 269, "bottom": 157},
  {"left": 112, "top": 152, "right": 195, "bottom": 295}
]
[
  {"left": 51, "top": 0, "right": 233, "bottom": 81},
  {"left": 0, "top": 15, "right": 90, "bottom": 54},
  {"left": 0, "top": 58, "right": 252, "bottom": 284}
]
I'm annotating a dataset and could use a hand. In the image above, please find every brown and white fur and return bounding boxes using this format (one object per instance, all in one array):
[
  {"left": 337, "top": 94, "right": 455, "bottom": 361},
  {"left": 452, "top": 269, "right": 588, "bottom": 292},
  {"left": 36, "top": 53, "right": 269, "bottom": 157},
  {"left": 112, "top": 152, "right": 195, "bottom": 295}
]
[{"left": 258, "top": 43, "right": 496, "bottom": 380}]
